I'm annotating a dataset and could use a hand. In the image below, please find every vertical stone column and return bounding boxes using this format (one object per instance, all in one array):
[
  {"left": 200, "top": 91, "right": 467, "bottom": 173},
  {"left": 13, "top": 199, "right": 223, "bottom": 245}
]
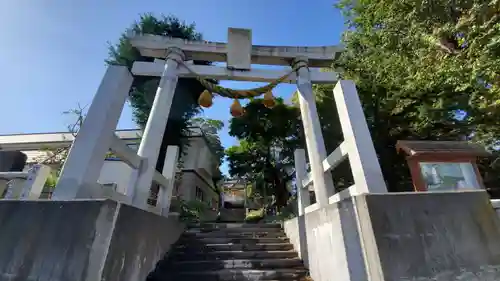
[
  {"left": 294, "top": 58, "right": 334, "bottom": 207},
  {"left": 132, "top": 48, "right": 184, "bottom": 209},
  {"left": 20, "top": 164, "right": 51, "bottom": 199},
  {"left": 333, "top": 80, "right": 387, "bottom": 193},
  {"left": 294, "top": 149, "right": 311, "bottom": 215},
  {"left": 3, "top": 177, "right": 26, "bottom": 199},
  {"left": 158, "top": 145, "right": 179, "bottom": 216},
  {"left": 53, "top": 65, "right": 133, "bottom": 200}
]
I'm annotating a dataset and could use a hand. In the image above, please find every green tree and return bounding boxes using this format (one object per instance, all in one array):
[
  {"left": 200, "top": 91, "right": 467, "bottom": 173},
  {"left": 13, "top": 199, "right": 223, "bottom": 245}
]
[
  {"left": 226, "top": 98, "right": 302, "bottom": 208},
  {"left": 106, "top": 14, "right": 208, "bottom": 173},
  {"left": 335, "top": 0, "right": 500, "bottom": 146},
  {"left": 300, "top": 0, "right": 500, "bottom": 192}
]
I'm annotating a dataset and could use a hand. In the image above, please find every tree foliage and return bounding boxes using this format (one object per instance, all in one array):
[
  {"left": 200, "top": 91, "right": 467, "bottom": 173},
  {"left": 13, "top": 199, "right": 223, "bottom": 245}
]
[
  {"left": 322, "top": 0, "right": 500, "bottom": 191},
  {"left": 335, "top": 0, "right": 500, "bottom": 144},
  {"left": 286, "top": 1, "right": 500, "bottom": 193},
  {"left": 106, "top": 14, "right": 208, "bottom": 172},
  {"left": 226, "top": 98, "right": 302, "bottom": 208}
]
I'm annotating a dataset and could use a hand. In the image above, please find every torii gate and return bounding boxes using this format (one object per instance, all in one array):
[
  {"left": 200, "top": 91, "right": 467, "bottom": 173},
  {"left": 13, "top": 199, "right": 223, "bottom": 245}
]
[{"left": 52, "top": 28, "right": 386, "bottom": 214}]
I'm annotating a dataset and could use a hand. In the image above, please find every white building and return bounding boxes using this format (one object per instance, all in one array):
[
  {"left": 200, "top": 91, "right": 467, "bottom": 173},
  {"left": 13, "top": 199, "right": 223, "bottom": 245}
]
[{"left": 0, "top": 127, "right": 220, "bottom": 207}]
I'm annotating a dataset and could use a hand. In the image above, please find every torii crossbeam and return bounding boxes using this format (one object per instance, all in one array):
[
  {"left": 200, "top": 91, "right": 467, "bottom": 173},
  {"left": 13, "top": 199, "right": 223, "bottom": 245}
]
[{"left": 130, "top": 28, "right": 342, "bottom": 84}]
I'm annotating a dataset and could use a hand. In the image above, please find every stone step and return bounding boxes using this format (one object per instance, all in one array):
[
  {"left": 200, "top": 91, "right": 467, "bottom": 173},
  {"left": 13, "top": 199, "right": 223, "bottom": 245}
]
[
  {"left": 171, "top": 268, "right": 308, "bottom": 281},
  {"left": 183, "top": 231, "right": 287, "bottom": 238},
  {"left": 176, "top": 243, "right": 294, "bottom": 252},
  {"left": 219, "top": 208, "right": 246, "bottom": 222},
  {"left": 189, "top": 223, "right": 281, "bottom": 229},
  {"left": 171, "top": 250, "right": 298, "bottom": 261},
  {"left": 179, "top": 237, "right": 289, "bottom": 245},
  {"left": 170, "top": 258, "right": 303, "bottom": 271}
]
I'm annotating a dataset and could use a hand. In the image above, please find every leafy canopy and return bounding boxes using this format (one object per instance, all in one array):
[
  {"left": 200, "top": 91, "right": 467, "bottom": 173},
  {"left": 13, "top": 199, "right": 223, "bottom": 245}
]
[
  {"left": 226, "top": 98, "right": 302, "bottom": 207},
  {"left": 335, "top": 0, "right": 500, "bottom": 147},
  {"left": 325, "top": 0, "right": 500, "bottom": 191}
]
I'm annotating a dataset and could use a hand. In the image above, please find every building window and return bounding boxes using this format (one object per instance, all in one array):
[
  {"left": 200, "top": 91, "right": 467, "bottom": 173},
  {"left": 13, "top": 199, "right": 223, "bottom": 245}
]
[
  {"left": 127, "top": 143, "right": 139, "bottom": 151},
  {"left": 195, "top": 186, "right": 204, "bottom": 201}
]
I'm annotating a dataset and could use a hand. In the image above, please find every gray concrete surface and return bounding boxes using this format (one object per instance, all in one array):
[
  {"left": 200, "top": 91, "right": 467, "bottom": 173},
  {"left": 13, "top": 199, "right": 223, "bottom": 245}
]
[
  {"left": 0, "top": 199, "right": 185, "bottom": 281},
  {"left": 102, "top": 203, "right": 185, "bottom": 281},
  {"left": 284, "top": 197, "right": 368, "bottom": 281},
  {"left": 283, "top": 216, "right": 309, "bottom": 267},
  {"left": 364, "top": 191, "right": 500, "bottom": 281},
  {"left": 284, "top": 190, "right": 500, "bottom": 281}
]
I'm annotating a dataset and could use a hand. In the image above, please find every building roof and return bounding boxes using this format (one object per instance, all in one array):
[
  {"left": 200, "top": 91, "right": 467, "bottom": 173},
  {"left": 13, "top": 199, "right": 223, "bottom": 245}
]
[
  {"left": 0, "top": 127, "right": 216, "bottom": 165},
  {"left": 0, "top": 129, "right": 142, "bottom": 151},
  {"left": 0, "top": 127, "right": 209, "bottom": 152},
  {"left": 396, "top": 140, "right": 490, "bottom": 157}
]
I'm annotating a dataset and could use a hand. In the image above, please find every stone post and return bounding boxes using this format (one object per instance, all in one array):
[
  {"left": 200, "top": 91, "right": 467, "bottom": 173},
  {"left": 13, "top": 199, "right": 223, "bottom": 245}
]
[
  {"left": 294, "top": 149, "right": 311, "bottom": 215},
  {"left": 133, "top": 48, "right": 184, "bottom": 209},
  {"left": 20, "top": 164, "right": 51, "bottom": 199},
  {"left": 333, "top": 80, "right": 387, "bottom": 193},
  {"left": 294, "top": 58, "right": 334, "bottom": 207},
  {"left": 52, "top": 65, "right": 133, "bottom": 200},
  {"left": 158, "top": 146, "right": 179, "bottom": 216},
  {"left": 3, "top": 178, "right": 26, "bottom": 199}
]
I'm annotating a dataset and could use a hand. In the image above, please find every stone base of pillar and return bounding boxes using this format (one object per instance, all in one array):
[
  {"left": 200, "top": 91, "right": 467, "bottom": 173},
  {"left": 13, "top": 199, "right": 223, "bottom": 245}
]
[
  {"left": 0, "top": 199, "right": 185, "bottom": 281},
  {"left": 283, "top": 191, "right": 500, "bottom": 281}
]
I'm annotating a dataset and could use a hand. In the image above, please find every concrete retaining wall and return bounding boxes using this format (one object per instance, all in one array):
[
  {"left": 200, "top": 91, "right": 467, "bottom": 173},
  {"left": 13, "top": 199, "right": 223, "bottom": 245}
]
[
  {"left": 0, "top": 199, "right": 185, "bottom": 281},
  {"left": 284, "top": 197, "right": 367, "bottom": 281},
  {"left": 365, "top": 191, "right": 500, "bottom": 281},
  {"left": 283, "top": 191, "right": 500, "bottom": 281},
  {"left": 283, "top": 216, "right": 308, "bottom": 267}
]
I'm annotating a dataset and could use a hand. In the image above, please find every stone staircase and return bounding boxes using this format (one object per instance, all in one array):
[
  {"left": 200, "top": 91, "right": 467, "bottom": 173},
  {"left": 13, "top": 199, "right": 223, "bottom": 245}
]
[
  {"left": 146, "top": 223, "right": 310, "bottom": 281},
  {"left": 219, "top": 208, "right": 246, "bottom": 222}
]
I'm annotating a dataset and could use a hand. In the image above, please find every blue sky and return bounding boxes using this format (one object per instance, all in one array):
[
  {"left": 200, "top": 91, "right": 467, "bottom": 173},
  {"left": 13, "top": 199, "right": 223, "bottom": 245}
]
[{"left": 0, "top": 0, "right": 344, "bottom": 173}]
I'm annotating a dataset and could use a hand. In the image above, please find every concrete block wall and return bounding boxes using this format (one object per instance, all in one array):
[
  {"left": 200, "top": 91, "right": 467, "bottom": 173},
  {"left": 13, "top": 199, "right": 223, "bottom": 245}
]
[
  {"left": 283, "top": 191, "right": 500, "bottom": 281},
  {"left": 0, "top": 200, "right": 185, "bottom": 281}
]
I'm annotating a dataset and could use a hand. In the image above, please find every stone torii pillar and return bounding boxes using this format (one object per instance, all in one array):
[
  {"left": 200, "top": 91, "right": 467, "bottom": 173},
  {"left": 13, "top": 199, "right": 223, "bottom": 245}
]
[
  {"left": 294, "top": 58, "right": 335, "bottom": 206},
  {"left": 132, "top": 48, "right": 184, "bottom": 209}
]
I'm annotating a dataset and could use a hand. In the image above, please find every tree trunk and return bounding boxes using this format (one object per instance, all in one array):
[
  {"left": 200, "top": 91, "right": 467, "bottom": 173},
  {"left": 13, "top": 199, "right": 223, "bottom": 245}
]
[{"left": 272, "top": 170, "right": 289, "bottom": 210}]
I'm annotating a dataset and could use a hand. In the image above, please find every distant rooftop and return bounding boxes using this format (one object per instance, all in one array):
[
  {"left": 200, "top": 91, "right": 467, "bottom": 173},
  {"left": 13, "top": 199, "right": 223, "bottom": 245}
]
[{"left": 0, "top": 127, "right": 206, "bottom": 151}]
